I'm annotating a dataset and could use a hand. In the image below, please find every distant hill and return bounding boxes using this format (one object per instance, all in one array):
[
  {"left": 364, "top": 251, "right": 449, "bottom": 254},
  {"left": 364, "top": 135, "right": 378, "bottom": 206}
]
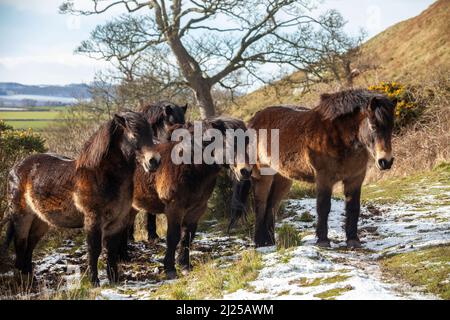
[
  {"left": 0, "top": 82, "right": 92, "bottom": 107},
  {"left": 0, "top": 82, "right": 91, "bottom": 99},
  {"left": 227, "top": 0, "right": 449, "bottom": 119}
]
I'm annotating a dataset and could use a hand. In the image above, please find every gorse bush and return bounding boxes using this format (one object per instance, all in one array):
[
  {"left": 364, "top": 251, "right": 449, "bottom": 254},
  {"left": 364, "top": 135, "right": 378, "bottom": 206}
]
[
  {"left": 368, "top": 81, "right": 421, "bottom": 130},
  {"left": 0, "top": 120, "right": 46, "bottom": 221}
]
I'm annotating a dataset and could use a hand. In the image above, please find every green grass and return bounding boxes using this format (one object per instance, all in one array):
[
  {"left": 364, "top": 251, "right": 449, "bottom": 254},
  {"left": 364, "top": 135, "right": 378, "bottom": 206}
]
[
  {"left": 151, "top": 250, "right": 262, "bottom": 299},
  {"left": 0, "top": 110, "right": 63, "bottom": 120},
  {"left": 289, "top": 274, "right": 351, "bottom": 288},
  {"left": 380, "top": 245, "right": 450, "bottom": 300},
  {"left": 0, "top": 108, "right": 67, "bottom": 130},
  {"left": 313, "top": 285, "right": 354, "bottom": 300},
  {"left": 362, "top": 163, "right": 450, "bottom": 205},
  {"left": 2, "top": 120, "right": 57, "bottom": 130},
  {"left": 277, "top": 224, "right": 302, "bottom": 249}
]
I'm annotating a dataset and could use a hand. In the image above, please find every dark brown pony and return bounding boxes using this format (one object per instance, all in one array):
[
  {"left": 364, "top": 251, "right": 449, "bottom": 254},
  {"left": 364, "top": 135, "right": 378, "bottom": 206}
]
[
  {"left": 127, "top": 117, "right": 252, "bottom": 278},
  {"left": 139, "top": 101, "right": 188, "bottom": 142},
  {"left": 126, "top": 101, "right": 188, "bottom": 242},
  {"left": 231, "top": 89, "right": 395, "bottom": 248},
  {"left": 3, "top": 111, "right": 160, "bottom": 285}
]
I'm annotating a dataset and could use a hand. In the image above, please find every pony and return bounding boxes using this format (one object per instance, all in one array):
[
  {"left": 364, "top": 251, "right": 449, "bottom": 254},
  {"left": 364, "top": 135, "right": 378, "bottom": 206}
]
[
  {"left": 230, "top": 89, "right": 395, "bottom": 248},
  {"left": 3, "top": 111, "right": 160, "bottom": 285},
  {"left": 139, "top": 101, "right": 187, "bottom": 143},
  {"left": 125, "top": 101, "right": 188, "bottom": 242},
  {"left": 126, "top": 117, "right": 252, "bottom": 278}
]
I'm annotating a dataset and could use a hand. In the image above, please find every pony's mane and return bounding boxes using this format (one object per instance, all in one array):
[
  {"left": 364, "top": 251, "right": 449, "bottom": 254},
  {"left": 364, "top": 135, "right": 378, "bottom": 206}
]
[
  {"left": 139, "top": 101, "right": 169, "bottom": 124},
  {"left": 314, "top": 89, "right": 390, "bottom": 120},
  {"left": 76, "top": 120, "right": 115, "bottom": 169}
]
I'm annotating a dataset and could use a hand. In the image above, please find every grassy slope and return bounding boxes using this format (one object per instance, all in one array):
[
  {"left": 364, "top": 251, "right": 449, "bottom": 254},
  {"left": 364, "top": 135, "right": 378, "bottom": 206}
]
[
  {"left": 362, "top": 162, "right": 450, "bottom": 205},
  {"left": 381, "top": 245, "right": 450, "bottom": 300},
  {"left": 362, "top": 162, "right": 450, "bottom": 299}
]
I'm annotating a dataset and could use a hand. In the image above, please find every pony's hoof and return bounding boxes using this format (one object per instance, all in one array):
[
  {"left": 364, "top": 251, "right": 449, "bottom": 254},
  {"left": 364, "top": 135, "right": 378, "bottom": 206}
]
[
  {"left": 165, "top": 270, "right": 177, "bottom": 280},
  {"left": 347, "top": 239, "right": 362, "bottom": 249},
  {"left": 316, "top": 239, "right": 331, "bottom": 248}
]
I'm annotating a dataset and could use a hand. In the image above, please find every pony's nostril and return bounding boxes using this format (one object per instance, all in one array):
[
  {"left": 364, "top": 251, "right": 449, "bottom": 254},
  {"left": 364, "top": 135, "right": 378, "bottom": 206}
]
[
  {"left": 377, "top": 159, "right": 392, "bottom": 170},
  {"left": 148, "top": 157, "right": 160, "bottom": 171}
]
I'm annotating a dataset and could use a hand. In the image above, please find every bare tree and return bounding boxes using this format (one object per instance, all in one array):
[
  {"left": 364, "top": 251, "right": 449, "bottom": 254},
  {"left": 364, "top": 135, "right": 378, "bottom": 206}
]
[{"left": 61, "top": 0, "right": 359, "bottom": 118}]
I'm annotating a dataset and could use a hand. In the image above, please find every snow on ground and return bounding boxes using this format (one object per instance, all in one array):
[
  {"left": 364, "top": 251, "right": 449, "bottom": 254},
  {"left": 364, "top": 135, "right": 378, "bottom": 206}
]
[
  {"left": 2, "top": 183, "right": 448, "bottom": 300},
  {"left": 224, "top": 191, "right": 450, "bottom": 300}
]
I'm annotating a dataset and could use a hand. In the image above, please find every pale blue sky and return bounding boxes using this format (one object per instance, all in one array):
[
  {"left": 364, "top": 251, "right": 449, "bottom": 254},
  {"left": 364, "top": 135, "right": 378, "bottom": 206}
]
[{"left": 0, "top": 0, "right": 437, "bottom": 85}]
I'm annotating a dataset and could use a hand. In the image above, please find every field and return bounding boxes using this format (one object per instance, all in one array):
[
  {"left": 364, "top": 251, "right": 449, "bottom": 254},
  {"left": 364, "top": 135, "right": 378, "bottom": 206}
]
[{"left": 0, "top": 107, "right": 66, "bottom": 130}]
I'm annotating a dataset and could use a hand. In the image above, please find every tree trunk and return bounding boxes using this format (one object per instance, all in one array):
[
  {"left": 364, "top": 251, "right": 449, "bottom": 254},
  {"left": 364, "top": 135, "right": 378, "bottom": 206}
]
[
  {"left": 193, "top": 82, "right": 215, "bottom": 119},
  {"left": 166, "top": 35, "right": 215, "bottom": 118}
]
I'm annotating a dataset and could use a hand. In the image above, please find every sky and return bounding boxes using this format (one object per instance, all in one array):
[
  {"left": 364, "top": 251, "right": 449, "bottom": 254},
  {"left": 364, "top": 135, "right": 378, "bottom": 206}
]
[{"left": 0, "top": 0, "right": 437, "bottom": 85}]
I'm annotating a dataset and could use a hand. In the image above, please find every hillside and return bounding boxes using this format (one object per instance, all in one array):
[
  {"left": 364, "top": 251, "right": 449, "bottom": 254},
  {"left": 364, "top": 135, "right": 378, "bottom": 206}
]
[
  {"left": 226, "top": 0, "right": 450, "bottom": 120},
  {"left": 361, "top": 0, "right": 449, "bottom": 80},
  {"left": 0, "top": 83, "right": 90, "bottom": 98}
]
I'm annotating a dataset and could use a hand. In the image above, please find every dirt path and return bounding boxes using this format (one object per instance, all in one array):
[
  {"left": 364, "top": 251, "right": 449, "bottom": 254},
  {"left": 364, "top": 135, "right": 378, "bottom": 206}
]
[{"left": 225, "top": 194, "right": 450, "bottom": 300}]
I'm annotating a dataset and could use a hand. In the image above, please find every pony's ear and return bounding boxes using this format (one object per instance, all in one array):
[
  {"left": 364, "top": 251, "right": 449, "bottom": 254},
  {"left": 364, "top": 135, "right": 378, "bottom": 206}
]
[
  {"left": 114, "top": 114, "right": 127, "bottom": 128},
  {"left": 390, "top": 97, "right": 398, "bottom": 107},
  {"left": 181, "top": 104, "right": 188, "bottom": 114},
  {"left": 368, "top": 97, "right": 379, "bottom": 112}
]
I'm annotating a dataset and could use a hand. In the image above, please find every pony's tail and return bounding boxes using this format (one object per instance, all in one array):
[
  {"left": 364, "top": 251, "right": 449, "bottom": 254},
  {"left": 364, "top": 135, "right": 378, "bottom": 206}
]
[{"left": 228, "top": 179, "right": 252, "bottom": 233}]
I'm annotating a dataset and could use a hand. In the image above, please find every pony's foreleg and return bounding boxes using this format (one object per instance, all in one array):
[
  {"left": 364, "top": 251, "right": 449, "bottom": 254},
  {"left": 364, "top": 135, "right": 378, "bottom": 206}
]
[
  {"left": 127, "top": 208, "right": 138, "bottom": 242},
  {"left": 85, "top": 222, "right": 102, "bottom": 286},
  {"left": 118, "top": 208, "right": 138, "bottom": 262},
  {"left": 118, "top": 228, "right": 131, "bottom": 262},
  {"left": 177, "top": 205, "right": 203, "bottom": 273},
  {"left": 343, "top": 174, "right": 365, "bottom": 249},
  {"left": 315, "top": 177, "right": 333, "bottom": 247},
  {"left": 177, "top": 222, "right": 197, "bottom": 274},
  {"left": 147, "top": 213, "right": 159, "bottom": 243},
  {"left": 163, "top": 206, "right": 182, "bottom": 279},
  {"left": 104, "top": 230, "right": 123, "bottom": 284}
]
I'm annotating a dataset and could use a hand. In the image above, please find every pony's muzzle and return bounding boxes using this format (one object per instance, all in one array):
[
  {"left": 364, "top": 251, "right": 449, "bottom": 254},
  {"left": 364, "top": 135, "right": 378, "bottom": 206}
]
[
  {"left": 377, "top": 157, "right": 394, "bottom": 170},
  {"left": 142, "top": 149, "right": 161, "bottom": 172},
  {"left": 239, "top": 168, "right": 252, "bottom": 180}
]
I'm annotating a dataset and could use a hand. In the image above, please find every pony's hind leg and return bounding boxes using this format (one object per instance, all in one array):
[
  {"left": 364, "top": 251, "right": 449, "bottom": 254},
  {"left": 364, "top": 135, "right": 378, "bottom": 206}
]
[
  {"left": 343, "top": 174, "right": 365, "bottom": 249},
  {"left": 253, "top": 175, "right": 274, "bottom": 247},
  {"left": 265, "top": 174, "right": 293, "bottom": 242},
  {"left": 147, "top": 213, "right": 159, "bottom": 243},
  {"left": 23, "top": 217, "right": 49, "bottom": 274},
  {"left": 12, "top": 212, "right": 34, "bottom": 274}
]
